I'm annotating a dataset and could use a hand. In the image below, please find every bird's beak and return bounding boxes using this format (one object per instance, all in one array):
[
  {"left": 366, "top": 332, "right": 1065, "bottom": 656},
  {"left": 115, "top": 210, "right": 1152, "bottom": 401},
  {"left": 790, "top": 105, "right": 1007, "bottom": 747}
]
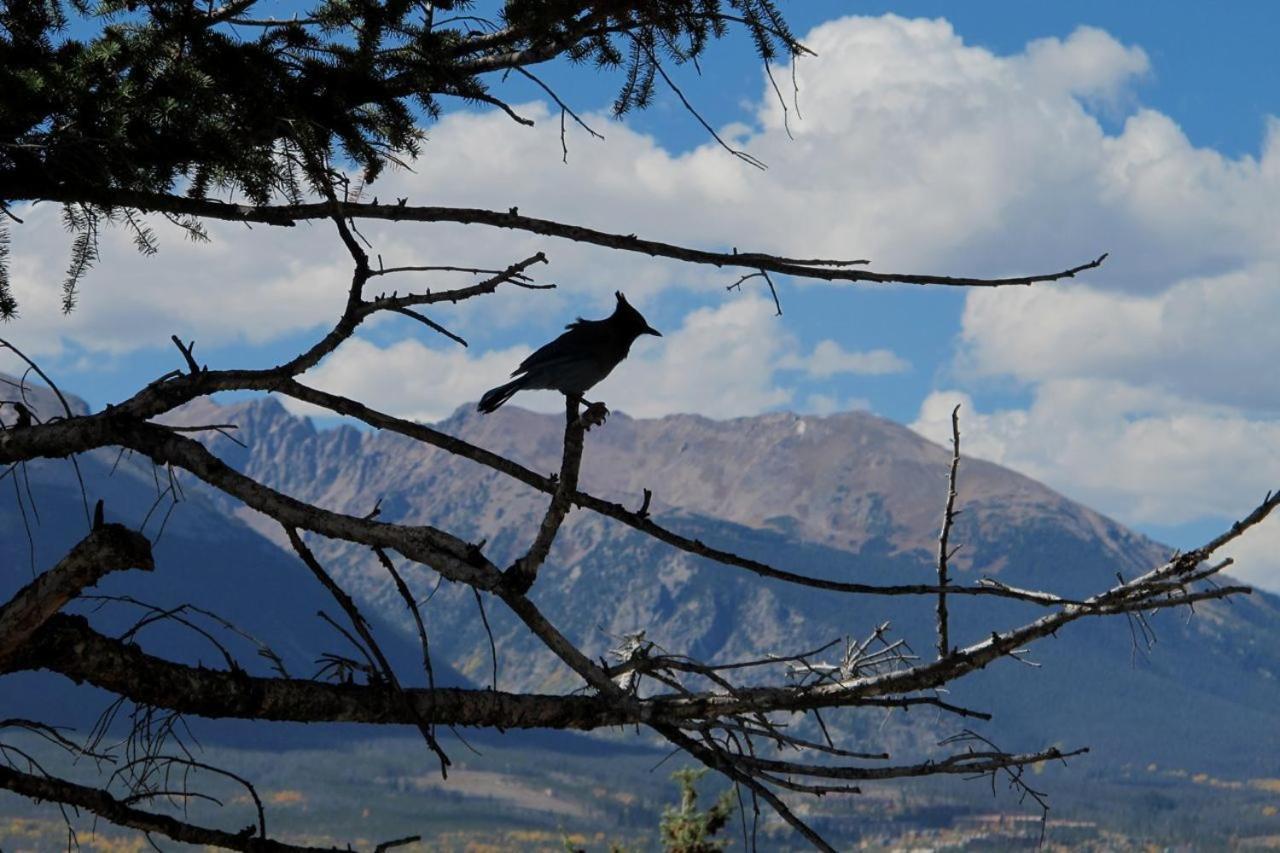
[{"left": 644, "top": 324, "right": 662, "bottom": 337}]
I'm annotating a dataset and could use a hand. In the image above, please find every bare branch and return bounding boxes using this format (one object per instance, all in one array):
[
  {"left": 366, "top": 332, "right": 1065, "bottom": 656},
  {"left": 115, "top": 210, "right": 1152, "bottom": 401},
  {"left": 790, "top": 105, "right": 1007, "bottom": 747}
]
[
  {"left": 936, "top": 404, "right": 961, "bottom": 659},
  {"left": 512, "top": 67, "right": 605, "bottom": 163},
  {"left": 285, "top": 528, "right": 451, "bottom": 775},
  {"left": 387, "top": 305, "right": 468, "bottom": 347},
  {"left": 443, "top": 90, "right": 535, "bottom": 126},
  {"left": 13, "top": 192, "right": 1107, "bottom": 289},
  {"left": 0, "top": 525, "right": 153, "bottom": 666},
  {"left": 169, "top": 335, "right": 203, "bottom": 375},
  {"left": 0, "top": 762, "right": 343, "bottom": 852},
  {"left": 504, "top": 395, "right": 589, "bottom": 593},
  {"left": 730, "top": 743, "right": 1086, "bottom": 782},
  {"left": 373, "top": 547, "right": 438, "bottom": 703},
  {"left": 7, "top": 615, "right": 626, "bottom": 729}
]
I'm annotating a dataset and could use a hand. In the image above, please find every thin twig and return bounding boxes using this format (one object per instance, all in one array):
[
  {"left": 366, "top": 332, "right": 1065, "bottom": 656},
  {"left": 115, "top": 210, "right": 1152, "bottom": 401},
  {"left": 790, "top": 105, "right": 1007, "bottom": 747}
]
[{"left": 936, "top": 404, "right": 961, "bottom": 659}]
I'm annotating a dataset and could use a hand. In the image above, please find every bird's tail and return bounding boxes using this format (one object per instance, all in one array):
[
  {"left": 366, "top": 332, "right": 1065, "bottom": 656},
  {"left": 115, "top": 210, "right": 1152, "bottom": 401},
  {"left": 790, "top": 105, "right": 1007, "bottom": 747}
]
[{"left": 477, "top": 377, "right": 524, "bottom": 414}]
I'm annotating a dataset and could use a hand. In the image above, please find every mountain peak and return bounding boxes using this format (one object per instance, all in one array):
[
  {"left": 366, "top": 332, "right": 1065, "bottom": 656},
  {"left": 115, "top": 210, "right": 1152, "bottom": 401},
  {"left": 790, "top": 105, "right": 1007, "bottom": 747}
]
[
  {"left": 158, "top": 392, "right": 1154, "bottom": 580},
  {"left": 422, "top": 402, "right": 1123, "bottom": 565},
  {"left": 163, "top": 393, "right": 313, "bottom": 435}
]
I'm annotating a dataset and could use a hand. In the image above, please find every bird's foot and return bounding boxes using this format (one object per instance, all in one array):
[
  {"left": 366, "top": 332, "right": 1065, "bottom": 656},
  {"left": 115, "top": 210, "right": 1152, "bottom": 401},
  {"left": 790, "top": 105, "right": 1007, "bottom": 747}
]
[
  {"left": 578, "top": 400, "right": 609, "bottom": 430},
  {"left": 500, "top": 563, "right": 536, "bottom": 595}
]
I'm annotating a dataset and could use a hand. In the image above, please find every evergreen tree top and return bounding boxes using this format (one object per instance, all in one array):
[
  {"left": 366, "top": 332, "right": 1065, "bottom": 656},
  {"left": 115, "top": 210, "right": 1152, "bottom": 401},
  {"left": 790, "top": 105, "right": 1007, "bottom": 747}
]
[{"left": 1, "top": 0, "right": 801, "bottom": 208}]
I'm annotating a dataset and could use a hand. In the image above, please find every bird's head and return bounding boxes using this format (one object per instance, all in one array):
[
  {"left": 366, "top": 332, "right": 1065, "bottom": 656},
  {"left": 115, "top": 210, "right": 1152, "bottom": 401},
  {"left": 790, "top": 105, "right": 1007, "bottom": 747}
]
[{"left": 613, "top": 291, "right": 662, "bottom": 338}]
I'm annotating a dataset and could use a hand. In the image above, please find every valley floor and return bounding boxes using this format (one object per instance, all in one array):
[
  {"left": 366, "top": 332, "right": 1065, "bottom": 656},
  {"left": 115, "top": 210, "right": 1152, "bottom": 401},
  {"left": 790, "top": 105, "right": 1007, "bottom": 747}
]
[{"left": 2, "top": 734, "right": 1278, "bottom": 851}]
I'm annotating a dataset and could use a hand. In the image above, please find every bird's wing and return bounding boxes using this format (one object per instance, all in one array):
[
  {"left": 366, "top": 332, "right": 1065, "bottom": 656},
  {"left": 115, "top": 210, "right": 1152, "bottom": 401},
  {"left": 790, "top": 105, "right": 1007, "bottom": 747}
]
[{"left": 512, "top": 321, "right": 610, "bottom": 376}]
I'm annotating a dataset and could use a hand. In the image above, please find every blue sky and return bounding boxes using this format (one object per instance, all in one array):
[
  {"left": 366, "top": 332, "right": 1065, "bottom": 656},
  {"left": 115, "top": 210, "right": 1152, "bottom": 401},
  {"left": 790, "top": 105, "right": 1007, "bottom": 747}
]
[
  {"left": 7, "top": 4, "right": 1280, "bottom": 587},
  {"left": 520, "top": 1, "right": 1280, "bottom": 160}
]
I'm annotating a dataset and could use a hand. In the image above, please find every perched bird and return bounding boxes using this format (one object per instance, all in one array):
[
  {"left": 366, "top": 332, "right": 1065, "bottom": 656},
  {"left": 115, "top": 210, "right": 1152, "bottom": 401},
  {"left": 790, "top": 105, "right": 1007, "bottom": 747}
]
[{"left": 477, "top": 291, "right": 661, "bottom": 414}]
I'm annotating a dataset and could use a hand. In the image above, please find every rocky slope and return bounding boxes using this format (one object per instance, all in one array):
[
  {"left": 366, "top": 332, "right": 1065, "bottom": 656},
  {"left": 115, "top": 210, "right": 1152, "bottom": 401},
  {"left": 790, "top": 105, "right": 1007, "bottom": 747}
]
[
  {"left": 6, "top": 374, "right": 1279, "bottom": 774},
  {"left": 145, "top": 393, "right": 1280, "bottom": 775}
]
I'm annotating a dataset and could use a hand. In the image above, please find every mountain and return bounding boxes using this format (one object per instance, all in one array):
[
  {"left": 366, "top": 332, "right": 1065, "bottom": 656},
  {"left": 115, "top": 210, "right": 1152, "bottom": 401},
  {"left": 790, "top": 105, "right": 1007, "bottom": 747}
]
[
  {"left": 146, "top": 393, "right": 1280, "bottom": 777},
  {"left": 0, "top": 378, "right": 466, "bottom": 747}
]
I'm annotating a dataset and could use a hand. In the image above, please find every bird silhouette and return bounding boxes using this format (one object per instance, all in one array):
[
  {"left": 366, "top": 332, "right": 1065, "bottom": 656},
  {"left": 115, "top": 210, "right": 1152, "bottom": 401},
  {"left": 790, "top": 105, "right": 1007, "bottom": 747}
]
[{"left": 477, "top": 291, "right": 661, "bottom": 414}]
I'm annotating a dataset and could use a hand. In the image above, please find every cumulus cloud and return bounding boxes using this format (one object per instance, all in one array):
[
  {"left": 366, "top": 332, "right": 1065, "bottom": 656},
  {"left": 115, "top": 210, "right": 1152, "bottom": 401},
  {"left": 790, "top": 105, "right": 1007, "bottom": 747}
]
[
  {"left": 7, "top": 15, "right": 1205, "bottom": 361},
  {"left": 958, "top": 263, "right": 1280, "bottom": 412},
  {"left": 7, "top": 13, "right": 1278, "bottom": 586},
  {"left": 287, "top": 296, "right": 901, "bottom": 421},
  {"left": 1017, "top": 25, "right": 1150, "bottom": 105},
  {"left": 12, "top": 14, "right": 1269, "bottom": 368},
  {"left": 782, "top": 340, "right": 910, "bottom": 378},
  {"left": 288, "top": 337, "right": 532, "bottom": 423},
  {"left": 608, "top": 296, "right": 794, "bottom": 418},
  {"left": 911, "top": 381, "right": 1280, "bottom": 527},
  {"left": 2, "top": 184, "right": 692, "bottom": 361},
  {"left": 4, "top": 205, "right": 352, "bottom": 357}
]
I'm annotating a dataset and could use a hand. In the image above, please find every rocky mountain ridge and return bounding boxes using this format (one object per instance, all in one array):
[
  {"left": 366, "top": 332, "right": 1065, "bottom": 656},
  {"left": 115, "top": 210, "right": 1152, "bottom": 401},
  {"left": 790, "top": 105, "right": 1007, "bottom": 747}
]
[
  {"left": 7, "top": 376, "right": 1280, "bottom": 775},
  {"left": 167, "top": 396, "right": 1162, "bottom": 580},
  {"left": 150, "top": 392, "right": 1280, "bottom": 774}
]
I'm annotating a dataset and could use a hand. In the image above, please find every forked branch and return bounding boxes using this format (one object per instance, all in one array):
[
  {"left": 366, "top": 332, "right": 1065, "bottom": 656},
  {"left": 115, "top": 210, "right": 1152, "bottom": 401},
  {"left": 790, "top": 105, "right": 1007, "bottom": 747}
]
[{"left": 0, "top": 211, "right": 1256, "bottom": 851}]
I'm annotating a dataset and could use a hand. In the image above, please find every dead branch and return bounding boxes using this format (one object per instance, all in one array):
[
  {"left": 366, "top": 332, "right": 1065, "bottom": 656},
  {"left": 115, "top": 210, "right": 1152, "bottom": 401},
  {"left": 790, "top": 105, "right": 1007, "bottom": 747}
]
[
  {"left": 13, "top": 191, "right": 1108, "bottom": 289},
  {"left": 170, "top": 335, "right": 203, "bottom": 374},
  {"left": 373, "top": 547, "right": 438, "bottom": 697},
  {"left": 0, "top": 174, "right": 1265, "bottom": 851},
  {"left": 0, "top": 525, "right": 153, "bottom": 666},
  {"left": 0, "top": 762, "right": 344, "bottom": 852},
  {"left": 7, "top": 614, "right": 624, "bottom": 729},
  {"left": 285, "top": 528, "right": 451, "bottom": 775},
  {"left": 936, "top": 403, "right": 961, "bottom": 658},
  {"left": 504, "top": 395, "right": 589, "bottom": 592}
]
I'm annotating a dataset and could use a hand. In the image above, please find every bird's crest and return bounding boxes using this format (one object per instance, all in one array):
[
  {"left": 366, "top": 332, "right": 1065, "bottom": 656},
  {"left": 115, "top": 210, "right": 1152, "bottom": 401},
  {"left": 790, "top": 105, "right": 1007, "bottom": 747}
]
[{"left": 561, "top": 291, "right": 660, "bottom": 334}]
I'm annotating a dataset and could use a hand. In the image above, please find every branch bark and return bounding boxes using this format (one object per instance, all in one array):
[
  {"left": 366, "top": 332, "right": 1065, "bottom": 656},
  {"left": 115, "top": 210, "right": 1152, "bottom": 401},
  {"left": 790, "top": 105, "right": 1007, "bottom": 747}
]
[
  {"left": 505, "top": 395, "right": 587, "bottom": 592},
  {"left": 0, "top": 524, "right": 152, "bottom": 667},
  {"left": 0, "top": 762, "right": 342, "bottom": 852},
  {"left": 0, "top": 418, "right": 504, "bottom": 590},
  {"left": 936, "top": 404, "right": 961, "bottom": 658},
  {"left": 9, "top": 192, "right": 1107, "bottom": 289},
  {"left": 7, "top": 614, "right": 622, "bottom": 730}
]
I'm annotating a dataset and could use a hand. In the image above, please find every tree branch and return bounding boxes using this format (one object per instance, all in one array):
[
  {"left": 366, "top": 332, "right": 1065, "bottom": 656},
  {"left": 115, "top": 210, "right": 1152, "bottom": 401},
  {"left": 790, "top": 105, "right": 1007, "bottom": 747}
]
[
  {"left": 504, "top": 395, "right": 588, "bottom": 592},
  {"left": 10, "top": 192, "right": 1107, "bottom": 289},
  {"left": 8, "top": 614, "right": 625, "bottom": 730},
  {"left": 936, "top": 404, "right": 961, "bottom": 658},
  {"left": 0, "top": 524, "right": 152, "bottom": 667},
  {"left": 0, "top": 762, "right": 343, "bottom": 852}
]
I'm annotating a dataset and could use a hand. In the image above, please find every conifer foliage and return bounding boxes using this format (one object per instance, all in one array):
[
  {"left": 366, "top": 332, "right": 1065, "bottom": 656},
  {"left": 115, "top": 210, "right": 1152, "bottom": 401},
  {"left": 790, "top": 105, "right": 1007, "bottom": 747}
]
[
  {"left": 0, "top": 0, "right": 800, "bottom": 316},
  {"left": 660, "top": 769, "right": 736, "bottom": 853}
]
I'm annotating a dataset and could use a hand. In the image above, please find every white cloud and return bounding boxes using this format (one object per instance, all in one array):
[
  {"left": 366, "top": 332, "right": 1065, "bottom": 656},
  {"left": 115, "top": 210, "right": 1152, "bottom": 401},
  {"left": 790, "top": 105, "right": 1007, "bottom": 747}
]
[
  {"left": 4, "top": 205, "right": 352, "bottom": 357},
  {"left": 286, "top": 296, "right": 898, "bottom": 422},
  {"left": 1018, "top": 25, "right": 1150, "bottom": 106},
  {"left": 607, "top": 297, "right": 794, "bottom": 418},
  {"left": 286, "top": 337, "right": 532, "bottom": 423},
  {"left": 5, "top": 12, "right": 1278, "bottom": 591},
  {"left": 958, "top": 263, "right": 1280, "bottom": 412},
  {"left": 603, "top": 297, "right": 908, "bottom": 418},
  {"left": 3, "top": 15, "right": 1202, "bottom": 361},
  {"left": 910, "top": 381, "right": 1280, "bottom": 528},
  {"left": 782, "top": 339, "right": 910, "bottom": 378},
  {"left": 9, "top": 14, "right": 1271, "bottom": 370}
]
